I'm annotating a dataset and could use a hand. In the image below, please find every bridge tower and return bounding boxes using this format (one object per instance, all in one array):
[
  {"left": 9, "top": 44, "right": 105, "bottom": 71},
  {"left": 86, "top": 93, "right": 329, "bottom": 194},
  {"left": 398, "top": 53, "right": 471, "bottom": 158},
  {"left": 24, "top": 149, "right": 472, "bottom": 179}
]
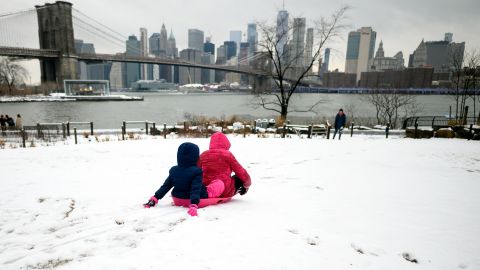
[{"left": 35, "top": 1, "right": 78, "bottom": 85}]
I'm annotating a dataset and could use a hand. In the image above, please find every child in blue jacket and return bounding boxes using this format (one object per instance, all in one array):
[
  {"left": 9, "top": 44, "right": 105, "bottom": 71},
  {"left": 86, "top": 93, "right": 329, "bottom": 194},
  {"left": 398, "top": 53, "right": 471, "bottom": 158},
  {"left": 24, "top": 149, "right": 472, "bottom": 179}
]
[{"left": 144, "top": 142, "right": 224, "bottom": 216}]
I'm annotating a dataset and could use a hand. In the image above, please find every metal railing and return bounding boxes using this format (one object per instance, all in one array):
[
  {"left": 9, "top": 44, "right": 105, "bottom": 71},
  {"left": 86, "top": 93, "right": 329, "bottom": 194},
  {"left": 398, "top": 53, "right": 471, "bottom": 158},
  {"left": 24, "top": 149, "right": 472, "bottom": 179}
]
[{"left": 402, "top": 116, "right": 479, "bottom": 129}]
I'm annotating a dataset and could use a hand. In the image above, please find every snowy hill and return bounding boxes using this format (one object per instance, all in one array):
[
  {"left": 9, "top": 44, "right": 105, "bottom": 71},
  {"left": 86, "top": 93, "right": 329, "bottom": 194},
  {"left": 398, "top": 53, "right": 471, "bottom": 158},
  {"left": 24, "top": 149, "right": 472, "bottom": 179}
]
[{"left": 0, "top": 136, "right": 479, "bottom": 269}]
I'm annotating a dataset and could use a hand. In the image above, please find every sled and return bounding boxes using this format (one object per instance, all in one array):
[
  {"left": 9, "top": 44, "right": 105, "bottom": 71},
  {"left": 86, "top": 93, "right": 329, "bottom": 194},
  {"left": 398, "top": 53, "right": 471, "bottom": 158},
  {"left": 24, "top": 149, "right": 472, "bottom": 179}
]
[{"left": 172, "top": 196, "right": 233, "bottom": 208}]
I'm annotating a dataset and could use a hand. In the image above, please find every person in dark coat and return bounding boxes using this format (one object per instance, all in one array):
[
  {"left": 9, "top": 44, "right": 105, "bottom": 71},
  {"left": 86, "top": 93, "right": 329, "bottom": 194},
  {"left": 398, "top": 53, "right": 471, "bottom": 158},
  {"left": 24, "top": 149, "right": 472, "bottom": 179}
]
[
  {"left": 0, "top": 115, "right": 6, "bottom": 136},
  {"left": 143, "top": 142, "right": 224, "bottom": 216},
  {"left": 333, "top": 109, "right": 346, "bottom": 140},
  {"left": 5, "top": 115, "right": 15, "bottom": 128}
]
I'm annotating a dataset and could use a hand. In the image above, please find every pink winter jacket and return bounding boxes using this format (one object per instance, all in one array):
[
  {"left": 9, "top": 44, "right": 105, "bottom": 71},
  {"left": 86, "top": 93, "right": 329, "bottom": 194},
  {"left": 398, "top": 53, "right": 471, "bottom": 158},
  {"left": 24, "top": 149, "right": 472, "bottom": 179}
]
[{"left": 198, "top": 132, "right": 251, "bottom": 197}]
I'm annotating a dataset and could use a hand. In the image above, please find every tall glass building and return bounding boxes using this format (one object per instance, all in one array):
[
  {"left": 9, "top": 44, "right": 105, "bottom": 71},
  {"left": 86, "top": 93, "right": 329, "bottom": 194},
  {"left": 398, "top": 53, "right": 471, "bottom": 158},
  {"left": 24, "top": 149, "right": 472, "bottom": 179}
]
[{"left": 345, "top": 27, "right": 376, "bottom": 83}]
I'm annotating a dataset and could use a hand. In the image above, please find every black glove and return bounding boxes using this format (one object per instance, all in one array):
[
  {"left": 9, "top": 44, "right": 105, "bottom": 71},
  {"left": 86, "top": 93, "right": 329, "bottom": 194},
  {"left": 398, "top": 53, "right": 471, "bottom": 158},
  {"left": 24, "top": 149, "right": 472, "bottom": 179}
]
[
  {"left": 143, "top": 196, "right": 158, "bottom": 208},
  {"left": 238, "top": 186, "right": 249, "bottom": 195}
]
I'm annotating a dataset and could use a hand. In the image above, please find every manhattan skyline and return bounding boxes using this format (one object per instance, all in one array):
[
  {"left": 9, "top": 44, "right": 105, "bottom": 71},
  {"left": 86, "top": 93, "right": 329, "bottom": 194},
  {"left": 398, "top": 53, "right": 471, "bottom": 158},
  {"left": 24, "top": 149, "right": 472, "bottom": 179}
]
[{"left": 3, "top": 0, "right": 479, "bottom": 84}]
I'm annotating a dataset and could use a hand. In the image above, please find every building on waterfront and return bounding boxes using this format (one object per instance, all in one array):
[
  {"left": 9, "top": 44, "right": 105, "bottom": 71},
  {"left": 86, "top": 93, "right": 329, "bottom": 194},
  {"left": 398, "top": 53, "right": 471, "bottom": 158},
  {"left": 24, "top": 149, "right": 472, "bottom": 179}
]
[
  {"left": 179, "top": 48, "right": 202, "bottom": 84},
  {"left": 276, "top": 9, "right": 289, "bottom": 60},
  {"left": 224, "top": 41, "right": 237, "bottom": 60},
  {"left": 319, "top": 48, "right": 331, "bottom": 79},
  {"left": 304, "top": 28, "right": 314, "bottom": 67},
  {"left": 74, "top": 39, "right": 95, "bottom": 80},
  {"left": 359, "top": 67, "right": 433, "bottom": 88},
  {"left": 229, "top": 30, "right": 242, "bottom": 54},
  {"left": 188, "top": 29, "right": 204, "bottom": 51},
  {"left": 369, "top": 41, "right": 404, "bottom": 71},
  {"left": 215, "top": 45, "right": 227, "bottom": 82},
  {"left": 124, "top": 35, "right": 141, "bottom": 88},
  {"left": 345, "top": 27, "right": 377, "bottom": 83},
  {"left": 411, "top": 33, "right": 465, "bottom": 73},
  {"left": 167, "top": 29, "right": 179, "bottom": 83},
  {"left": 149, "top": 33, "right": 161, "bottom": 56},
  {"left": 201, "top": 53, "right": 215, "bottom": 84},
  {"left": 109, "top": 56, "right": 124, "bottom": 89},
  {"left": 204, "top": 37, "right": 215, "bottom": 56},
  {"left": 139, "top": 28, "right": 149, "bottom": 80},
  {"left": 130, "top": 79, "right": 176, "bottom": 91},
  {"left": 239, "top": 42, "right": 250, "bottom": 64},
  {"left": 247, "top": 23, "right": 258, "bottom": 56},
  {"left": 323, "top": 71, "right": 357, "bottom": 88}
]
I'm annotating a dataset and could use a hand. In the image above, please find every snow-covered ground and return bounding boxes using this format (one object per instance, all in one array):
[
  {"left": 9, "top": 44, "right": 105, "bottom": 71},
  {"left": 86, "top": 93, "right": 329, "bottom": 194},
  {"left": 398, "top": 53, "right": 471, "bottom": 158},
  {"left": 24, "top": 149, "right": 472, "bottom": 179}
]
[{"left": 0, "top": 136, "right": 479, "bottom": 270}]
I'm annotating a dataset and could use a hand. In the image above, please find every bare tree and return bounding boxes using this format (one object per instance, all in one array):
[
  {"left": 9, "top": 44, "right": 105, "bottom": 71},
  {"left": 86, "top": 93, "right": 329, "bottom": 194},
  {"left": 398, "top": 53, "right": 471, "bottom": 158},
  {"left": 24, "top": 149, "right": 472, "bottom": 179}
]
[
  {"left": 0, "top": 57, "right": 28, "bottom": 95},
  {"left": 450, "top": 49, "right": 480, "bottom": 123},
  {"left": 365, "top": 90, "right": 418, "bottom": 129},
  {"left": 254, "top": 6, "right": 349, "bottom": 124}
]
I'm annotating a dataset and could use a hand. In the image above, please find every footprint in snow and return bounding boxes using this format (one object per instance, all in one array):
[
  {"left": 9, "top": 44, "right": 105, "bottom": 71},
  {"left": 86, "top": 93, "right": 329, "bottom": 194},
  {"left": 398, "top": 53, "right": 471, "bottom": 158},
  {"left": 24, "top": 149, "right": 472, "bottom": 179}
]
[
  {"left": 402, "top": 252, "right": 418, "bottom": 264},
  {"left": 350, "top": 243, "right": 379, "bottom": 256}
]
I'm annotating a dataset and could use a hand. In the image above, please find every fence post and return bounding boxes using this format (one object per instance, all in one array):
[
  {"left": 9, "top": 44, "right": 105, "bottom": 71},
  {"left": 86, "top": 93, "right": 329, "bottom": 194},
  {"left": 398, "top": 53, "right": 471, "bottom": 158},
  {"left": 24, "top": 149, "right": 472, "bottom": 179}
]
[
  {"left": 62, "top": 123, "right": 66, "bottom": 139},
  {"left": 326, "top": 124, "right": 331, "bottom": 139},
  {"left": 463, "top": 106, "right": 469, "bottom": 125},
  {"left": 307, "top": 124, "right": 313, "bottom": 139},
  {"left": 431, "top": 117, "right": 435, "bottom": 129},
  {"left": 350, "top": 121, "right": 354, "bottom": 137},
  {"left": 163, "top": 123, "right": 167, "bottom": 139},
  {"left": 206, "top": 122, "right": 209, "bottom": 138},
  {"left": 386, "top": 122, "right": 390, "bottom": 139},
  {"left": 152, "top": 122, "right": 156, "bottom": 136},
  {"left": 468, "top": 124, "right": 473, "bottom": 140},
  {"left": 221, "top": 121, "right": 224, "bottom": 133},
  {"left": 74, "top": 128, "right": 78, "bottom": 144},
  {"left": 36, "top": 123, "right": 41, "bottom": 139},
  {"left": 122, "top": 121, "right": 126, "bottom": 138},
  {"left": 184, "top": 121, "right": 187, "bottom": 136},
  {"left": 414, "top": 123, "right": 418, "bottom": 139},
  {"left": 21, "top": 128, "right": 26, "bottom": 148},
  {"left": 282, "top": 123, "right": 287, "bottom": 138},
  {"left": 90, "top": 122, "right": 94, "bottom": 136},
  {"left": 243, "top": 122, "right": 246, "bottom": 138},
  {"left": 122, "top": 126, "right": 125, "bottom": 140},
  {"left": 449, "top": 106, "right": 452, "bottom": 120},
  {"left": 145, "top": 121, "right": 149, "bottom": 135},
  {"left": 253, "top": 120, "right": 257, "bottom": 134},
  {"left": 66, "top": 121, "right": 70, "bottom": 136}
]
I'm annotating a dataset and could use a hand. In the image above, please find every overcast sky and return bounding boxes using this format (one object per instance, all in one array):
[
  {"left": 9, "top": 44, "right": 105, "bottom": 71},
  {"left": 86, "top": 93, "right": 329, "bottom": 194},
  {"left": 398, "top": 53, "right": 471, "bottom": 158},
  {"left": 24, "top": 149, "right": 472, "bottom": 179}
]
[{"left": 3, "top": 0, "right": 480, "bottom": 84}]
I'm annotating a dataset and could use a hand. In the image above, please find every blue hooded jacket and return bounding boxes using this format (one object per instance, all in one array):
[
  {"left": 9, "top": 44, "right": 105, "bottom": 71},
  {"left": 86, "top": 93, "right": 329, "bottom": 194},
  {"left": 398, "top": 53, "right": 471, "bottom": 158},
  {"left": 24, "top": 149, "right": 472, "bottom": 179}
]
[
  {"left": 154, "top": 142, "right": 208, "bottom": 205},
  {"left": 334, "top": 113, "right": 346, "bottom": 130}
]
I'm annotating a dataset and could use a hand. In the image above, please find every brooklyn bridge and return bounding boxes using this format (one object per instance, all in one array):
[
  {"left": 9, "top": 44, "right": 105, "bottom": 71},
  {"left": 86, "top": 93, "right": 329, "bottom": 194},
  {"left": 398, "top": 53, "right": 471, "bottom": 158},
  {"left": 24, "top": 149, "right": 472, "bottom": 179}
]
[{"left": 0, "top": 1, "right": 277, "bottom": 90}]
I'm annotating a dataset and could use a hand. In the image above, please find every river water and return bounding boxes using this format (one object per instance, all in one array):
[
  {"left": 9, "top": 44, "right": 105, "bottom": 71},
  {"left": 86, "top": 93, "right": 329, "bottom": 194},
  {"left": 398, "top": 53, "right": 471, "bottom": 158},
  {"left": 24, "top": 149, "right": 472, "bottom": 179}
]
[{"left": 0, "top": 92, "right": 476, "bottom": 128}]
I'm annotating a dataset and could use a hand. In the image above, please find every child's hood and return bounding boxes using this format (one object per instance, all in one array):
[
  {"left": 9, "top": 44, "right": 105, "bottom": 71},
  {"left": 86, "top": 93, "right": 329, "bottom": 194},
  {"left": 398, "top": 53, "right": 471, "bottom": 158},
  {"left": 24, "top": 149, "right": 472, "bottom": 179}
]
[
  {"left": 209, "top": 132, "right": 231, "bottom": 150},
  {"left": 177, "top": 142, "right": 200, "bottom": 167}
]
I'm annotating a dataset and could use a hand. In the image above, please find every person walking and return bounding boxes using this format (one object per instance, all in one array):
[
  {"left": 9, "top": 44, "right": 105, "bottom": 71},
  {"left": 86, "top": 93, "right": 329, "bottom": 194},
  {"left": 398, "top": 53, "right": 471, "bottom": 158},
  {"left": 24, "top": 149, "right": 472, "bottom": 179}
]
[
  {"left": 332, "top": 109, "right": 347, "bottom": 140},
  {"left": 15, "top": 114, "right": 23, "bottom": 130}
]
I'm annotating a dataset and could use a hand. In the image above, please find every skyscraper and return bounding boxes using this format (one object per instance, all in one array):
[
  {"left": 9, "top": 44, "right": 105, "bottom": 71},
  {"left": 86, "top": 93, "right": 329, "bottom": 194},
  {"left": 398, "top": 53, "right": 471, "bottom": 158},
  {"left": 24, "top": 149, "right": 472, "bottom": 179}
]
[
  {"left": 276, "top": 9, "right": 289, "bottom": 59},
  {"left": 165, "top": 29, "right": 178, "bottom": 82},
  {"left": 229, "top": 30, "right": 242, "bottom": 54},
  {"left": 319, "top": 48, "right": 330, "bottom": 79},
  {"left": 344, "top": 27, "right": 377, "bottom": 82},
  {"left": 179, "top": 48, "right": 202, "bottom": 84},
  {"left": 291, "top": 17, "right": 306, "bottom": 70},
  {"left": 247, "top": 23, "right": 258, "bottom": 55},
  {"left": 412, "top": 34, "right": 465, "bottom": 73},
  {"left": 188, "top": 29, "right": 204, "bottom": 51},
  {"left": 204, "top": 36, "right": 215, "bottom": 56},
  {"left": 224, "top": 41, "right": 237, "bottom": 60},
  {"left": 159, "top": 24, "right": 168, "bottom": 56},
  {"left": 140, "top": 28, "right": 148, "bottom": 80},
  {"left": 304, "top": 27, "right": 314, "bottom": 67},
  {"left": 124, "top": 35, "right": 141, "bottom": 88},
  {"left": 149, "top": 33, "right": 161, "bottom": 56}
]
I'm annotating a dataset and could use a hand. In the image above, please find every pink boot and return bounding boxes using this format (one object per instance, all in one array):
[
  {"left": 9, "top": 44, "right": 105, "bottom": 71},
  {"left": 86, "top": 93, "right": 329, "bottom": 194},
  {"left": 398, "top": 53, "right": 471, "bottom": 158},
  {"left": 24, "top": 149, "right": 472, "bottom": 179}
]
[{"left": 207, "top": 180, "right": 225, "bottom": 198}]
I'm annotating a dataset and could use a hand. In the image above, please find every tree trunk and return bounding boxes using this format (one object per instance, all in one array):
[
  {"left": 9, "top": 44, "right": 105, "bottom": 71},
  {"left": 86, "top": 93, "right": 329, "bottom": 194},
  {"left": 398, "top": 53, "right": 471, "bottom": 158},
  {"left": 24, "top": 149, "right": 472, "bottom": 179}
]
[{"left": 279, "top": 105, "right": 288, "bottom": 125}]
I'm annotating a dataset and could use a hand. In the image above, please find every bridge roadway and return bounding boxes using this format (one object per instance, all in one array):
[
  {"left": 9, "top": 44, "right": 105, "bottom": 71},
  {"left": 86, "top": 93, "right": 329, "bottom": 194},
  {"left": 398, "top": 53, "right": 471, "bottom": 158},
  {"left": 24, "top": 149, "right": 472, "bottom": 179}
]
[{"left": 0, "top": 46, "right": 269, "bottom": 76}]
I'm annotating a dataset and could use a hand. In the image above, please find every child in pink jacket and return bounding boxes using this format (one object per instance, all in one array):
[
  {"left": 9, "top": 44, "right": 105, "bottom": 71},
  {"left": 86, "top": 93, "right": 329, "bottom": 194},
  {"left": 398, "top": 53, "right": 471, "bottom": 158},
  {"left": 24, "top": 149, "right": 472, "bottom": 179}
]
[{"left": 198, "top": 132, "right": 251, "bottom": 197}]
